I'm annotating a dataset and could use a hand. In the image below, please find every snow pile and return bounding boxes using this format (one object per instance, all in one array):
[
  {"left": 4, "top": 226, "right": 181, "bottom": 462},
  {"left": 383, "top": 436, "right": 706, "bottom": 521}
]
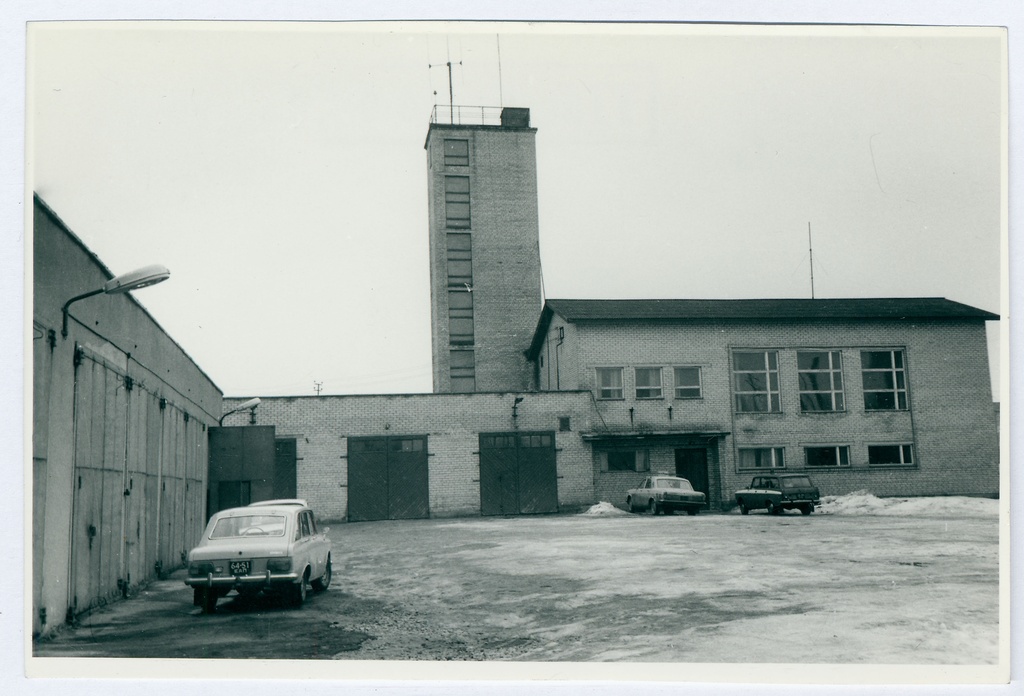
[
  {"left": 579, "top": 501, "right": 629, "bottom": 517},
  {"left": 817, "top": 490, "right": 998, "bottom": 517}
]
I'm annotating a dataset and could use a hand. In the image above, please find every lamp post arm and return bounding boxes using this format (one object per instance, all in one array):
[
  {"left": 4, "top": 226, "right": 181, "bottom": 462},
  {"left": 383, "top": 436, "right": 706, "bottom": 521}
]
[{"left": 61, "top": 288, "right": 106, "bottom": 338}]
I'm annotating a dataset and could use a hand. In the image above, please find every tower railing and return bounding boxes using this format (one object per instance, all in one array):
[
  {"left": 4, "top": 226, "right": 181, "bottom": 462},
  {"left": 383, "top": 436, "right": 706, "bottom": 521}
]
[{"left": 429, "top": 105, "right": 506, "bottom": 127}]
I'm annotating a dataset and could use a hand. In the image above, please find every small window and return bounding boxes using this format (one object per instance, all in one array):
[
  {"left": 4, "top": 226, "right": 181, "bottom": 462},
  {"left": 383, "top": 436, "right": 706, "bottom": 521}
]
[
  {"left": 299, "top": 512, "right": 312, "bottom": 539},
  {"left": 868, "top": 444, "right": 914, "bottom": 466},
  {"left": 861, "top": 350, "right": 909, "bottom": 411},
  {"left": 635, "top": 367, "right": 663, "bottom": 399},
  {"left": 596, "top": 368, "right": 624, "bottom": 400},
  {"left": 444, "top": 139, "right": 469, "bottom": 166},
  {"left": 450, "top": 349, "right": 475, "bottom": 390},
  {"left": 445, "top": 176, "right": 471, "bottom": 228},
  {"left": 738, "top": 447, "right": 785, "bottom": 470},
  {"left": 674, "top": 366, "right": 702, "bottom": 399},
  {"left": 733, "top": 350, "right": 781, "bottom": 413},
  {"left": 558, "top": 416, "right": 571, "bottom": 432},
  {"left": 805, "top": 446, "right": 850, "bottom": 467},
  {"left": 604, "top": 450, "right": 649, "bottom": 472}
]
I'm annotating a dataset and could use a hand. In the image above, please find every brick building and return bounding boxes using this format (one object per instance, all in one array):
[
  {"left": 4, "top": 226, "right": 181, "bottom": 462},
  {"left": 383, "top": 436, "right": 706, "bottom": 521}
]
[
  {"left": 525, "top": 298, "right": 1000, "bottom": 508},
  {"left": 217, "top": 104, "right": 999, "bottom": 521}
]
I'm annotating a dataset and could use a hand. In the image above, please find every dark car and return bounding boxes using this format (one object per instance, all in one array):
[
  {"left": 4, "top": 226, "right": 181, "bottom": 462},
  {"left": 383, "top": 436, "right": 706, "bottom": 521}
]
[{"left": 734, "top": 474, "right": 820, "bottom": 515}]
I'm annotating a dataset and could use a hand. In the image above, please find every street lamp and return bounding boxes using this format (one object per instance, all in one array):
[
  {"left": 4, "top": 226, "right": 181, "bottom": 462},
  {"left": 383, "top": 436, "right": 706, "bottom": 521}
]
[
  {"left": 218, "top": 398, "right": 262, "bottom": 426},
  {"left": 61, "top": 264, "right": 171, "bottom": 338}
]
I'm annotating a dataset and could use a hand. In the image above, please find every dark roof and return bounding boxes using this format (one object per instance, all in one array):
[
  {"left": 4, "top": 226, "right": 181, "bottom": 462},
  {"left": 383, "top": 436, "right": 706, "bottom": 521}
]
[{"left": 526, "top": 297, "right": 998, "bottom": 360}]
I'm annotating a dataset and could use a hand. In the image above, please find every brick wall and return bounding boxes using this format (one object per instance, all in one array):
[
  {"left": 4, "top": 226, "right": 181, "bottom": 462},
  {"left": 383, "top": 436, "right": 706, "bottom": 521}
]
[
  {"left": 223, "top": 391, "right": 596, "bottom": 522},
  {"left": 537, "top": 316, "right": 998, "bottom": 504}
]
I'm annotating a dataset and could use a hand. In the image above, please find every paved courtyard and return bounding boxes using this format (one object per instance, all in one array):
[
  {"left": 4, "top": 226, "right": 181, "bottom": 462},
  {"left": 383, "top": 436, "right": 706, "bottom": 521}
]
[{"left": 33, "top": 496, "right": 1000, "bottom": 667}]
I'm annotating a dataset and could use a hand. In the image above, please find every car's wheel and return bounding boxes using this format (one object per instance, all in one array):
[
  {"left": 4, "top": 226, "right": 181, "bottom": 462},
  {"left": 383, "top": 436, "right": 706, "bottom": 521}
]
[
  {"left": 312, "top": 556, "right": 332, "bottom": 592},
  {"left": 800, "top": 504, "right": 813, "bottom": 515},
  {"left": 289, "top": 574, "right": 308, "bottom": 607},
  {"left": 738, "top": 500, "right": 749, "bottom": 515},
  {"left": 766, "top": 501, "right": 781, "bottom": 515},
  {"left": 626, "top": 496, "right": 633, "bottom": 512},
  {"left": 196, "top": 587, "right": 217, "bottom": 614},
  {"left": 686, "top": 508, "right": 698, "bottom": 516},
  {"left": 647, "top": 499, "right": 659, "bottom": 515}
]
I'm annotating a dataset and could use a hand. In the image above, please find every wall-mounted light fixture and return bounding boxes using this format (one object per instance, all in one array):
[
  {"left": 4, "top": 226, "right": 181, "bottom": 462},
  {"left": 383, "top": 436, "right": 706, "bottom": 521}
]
[
  {"left": 219, "top": 397, "right": 262, "bottom": 426},
  {"left": 61, "top": 264, "right": 171, "bottom": 338},
  {"left": 512, "top": 396, "right": 524, "bottom": 421}
]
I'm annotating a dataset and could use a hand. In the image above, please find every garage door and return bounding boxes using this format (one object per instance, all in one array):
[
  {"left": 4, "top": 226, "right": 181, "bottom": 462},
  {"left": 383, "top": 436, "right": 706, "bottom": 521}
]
[
  {"left": 348, "top": 436, "right": 429, "bottom": 522},
  {"left": 479, "top": 432, "right": 557, "bottom": 516}
]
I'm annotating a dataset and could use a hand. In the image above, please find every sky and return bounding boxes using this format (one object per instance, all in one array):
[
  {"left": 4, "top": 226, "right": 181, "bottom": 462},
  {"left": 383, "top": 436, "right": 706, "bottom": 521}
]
[{"left": 27, "top": 21, "right": 1005, "bottom": 398}]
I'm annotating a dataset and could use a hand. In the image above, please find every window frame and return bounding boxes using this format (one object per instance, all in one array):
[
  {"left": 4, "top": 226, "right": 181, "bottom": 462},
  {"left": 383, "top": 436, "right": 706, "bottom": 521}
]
[
  {"left": 602, "top": 449, "right": 650, "bottom": 472},
  {"left": 595, "top": 367, "right": 624, "bottom": 400},
  {"left": 804, "top": 445, "right": 851, "bottom": 468},
  {"left": 732, "top": 350, "right": 782, "bottom": 413},
  {"left": 444, "top": 175, "right": 471, "bottom": 229},
  {"left": 737, "top": 447, "right": 786, "bottom": 471},
  {"left": 861, "top": 349, "right": 909, "bottom": 411},
  {"left": 797, "top": 350, "right": 846, "bottom": 413},
  {"left": 634, "top": 366, "right": 663, "bottom": 400},
  {"left": 673, "top": 366, "right": 703, "bottom": 400},
  {"left": 444, "top": 138, "right": 469, "bottom": 167},
  {"left": 867, "top": 444, "right": 915, "bottom": 467}
]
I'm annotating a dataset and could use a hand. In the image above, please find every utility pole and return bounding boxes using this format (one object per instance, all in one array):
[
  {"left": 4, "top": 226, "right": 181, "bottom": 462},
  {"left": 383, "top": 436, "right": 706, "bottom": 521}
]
[{"left": 313, "top": 381, "right": 323, "bottom": 396}]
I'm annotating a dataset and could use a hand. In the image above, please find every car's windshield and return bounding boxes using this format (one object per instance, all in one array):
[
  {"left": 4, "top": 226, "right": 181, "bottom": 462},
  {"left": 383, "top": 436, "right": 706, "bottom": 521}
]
[
  {"left": 210, "top": 514, "right": 287, "bottom": 538},
  {"left": 656, "top": 478, "right": 692, "bottom": 490},
  {"left": 782, "top": 477, "right": 812, "bottom": 488}
]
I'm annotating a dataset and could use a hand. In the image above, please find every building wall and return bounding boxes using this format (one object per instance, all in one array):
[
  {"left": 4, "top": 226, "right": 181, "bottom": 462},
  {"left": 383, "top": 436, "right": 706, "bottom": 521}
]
[
  {"left": 536, "top": 316, "right": 998, "bottom": 504},
  {"left": 222, "top": 390, "right": 596, "bottom": 521},
  {"left": 32, "top": 197, "right": 222, "bottom": 637},
  {"left": 426, "top": 118, "right": 542, "bottom": 394}
]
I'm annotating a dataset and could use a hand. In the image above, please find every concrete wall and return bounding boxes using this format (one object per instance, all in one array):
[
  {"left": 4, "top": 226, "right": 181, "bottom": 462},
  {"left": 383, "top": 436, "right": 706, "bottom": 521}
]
[
  {"left": 536, "top": 316, "right": 998, "bottom": 505},
  {"left": 222, "top": 390, "right": 596, "bottom": 522},
  {"left": 32, "top": 196, "right": 222, "bottom": 637}
]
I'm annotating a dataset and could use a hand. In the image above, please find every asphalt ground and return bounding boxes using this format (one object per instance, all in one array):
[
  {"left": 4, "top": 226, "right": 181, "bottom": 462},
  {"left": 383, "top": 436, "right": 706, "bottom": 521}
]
[{"left": 32, "top": 507, "right": 1000, "bottom": 665}]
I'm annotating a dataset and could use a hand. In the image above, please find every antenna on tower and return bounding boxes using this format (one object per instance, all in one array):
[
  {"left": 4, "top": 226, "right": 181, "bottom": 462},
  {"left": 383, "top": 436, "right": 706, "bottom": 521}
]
[
  {"left": 428, "top": 59, "right": 462, "bottom": 123},
  {"left": 496, "top": 34, "right": 504, "bottom": 107},
  {"left": 313, "top": 380, "right": 323, "bottom": 396},
  {"left": 808, "top": 222, "right": 816, "bottom": 299}
]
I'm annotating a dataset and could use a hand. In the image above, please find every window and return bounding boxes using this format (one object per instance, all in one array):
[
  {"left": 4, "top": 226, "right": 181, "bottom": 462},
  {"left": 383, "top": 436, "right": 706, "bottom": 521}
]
[
  {"left": 635, "top": 367, "right": 663, "bottom": 399},
  {"left": 733, "top": 351, "right": 781, "bottom": 412},
  {"left": 444, "top": 139, "right": 469, "bottom": 166},
  {"left": 450, "top": 349, "right": 475, "bottom": 392},
  {"left": 445, "top": 176, "right": 470, "bottom": 228},
  {"left": 861, "top": 350, "right": 908, "bottom": 410},
  {"left": 558, "top": 416, "right": 571, "bottom": 432},
  {"left": 674, "top": 366, "right": 702, "bottom": 399},
  {"left": 596, "top": 368, "right": 624, "bottom": 400},
  {"left": 868, "top": 444, "right": 914, "bottom": 466},
  {"left": 446, "top": 234, "right": 473, "bottom": 286},
  {"left": 797, "top": 350, "right": 845, "bottom": 412},
  {"left": 391, "top": 438, "right": 425, "bottom": 452},
  {"left": 602, "top": 449, "right": 650, "bottom": 472},
  {"left": 805, "top": 446, "right": 850, "bottom": 467},
  {"left": 448, "top": 288, "right": 474, "bottom": 345},
  {"left": 738, "top": 447, "right": 785, "bottom": 470}
]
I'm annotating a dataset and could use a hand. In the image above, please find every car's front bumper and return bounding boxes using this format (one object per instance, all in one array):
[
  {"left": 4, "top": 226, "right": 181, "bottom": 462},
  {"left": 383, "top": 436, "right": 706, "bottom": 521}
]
[{"left": 184, "top": 570, "right": 300, "bottom": 589}]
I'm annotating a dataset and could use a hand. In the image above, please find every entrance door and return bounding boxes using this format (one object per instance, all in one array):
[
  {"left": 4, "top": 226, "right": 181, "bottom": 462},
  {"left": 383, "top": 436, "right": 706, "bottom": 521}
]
[
  {"left": 479, "top": 432, "right": 557, "bottom": 516},
  {"left": 347, "top": 436, "right": 429, "bottom": 522},
  {"left": 675, "top": 448, "right": 709, "bottom": 498}
]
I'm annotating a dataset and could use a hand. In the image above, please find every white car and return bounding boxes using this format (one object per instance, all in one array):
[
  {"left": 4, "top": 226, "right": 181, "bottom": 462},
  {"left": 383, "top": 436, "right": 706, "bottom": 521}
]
[{"left": 184, "top": 499, "right": 332, "bottom": 613}]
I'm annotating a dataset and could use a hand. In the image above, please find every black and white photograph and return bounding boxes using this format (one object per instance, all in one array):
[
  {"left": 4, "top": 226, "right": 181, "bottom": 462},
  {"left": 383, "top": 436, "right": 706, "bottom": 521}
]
[{"left": 7, "top": 2, "right": 1020, "bottom": 694}]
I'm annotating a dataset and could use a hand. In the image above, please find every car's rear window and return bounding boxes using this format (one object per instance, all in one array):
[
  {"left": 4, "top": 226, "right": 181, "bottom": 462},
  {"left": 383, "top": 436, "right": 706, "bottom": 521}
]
[
  {"left": 781, "top": 477, "right": 812, "bottom": 488},
  {"left": 656, "top": 478, "right": 693, "bottom": 490},
  {"left": 210, "top": 514, "right": 287, "bottom": 538}
]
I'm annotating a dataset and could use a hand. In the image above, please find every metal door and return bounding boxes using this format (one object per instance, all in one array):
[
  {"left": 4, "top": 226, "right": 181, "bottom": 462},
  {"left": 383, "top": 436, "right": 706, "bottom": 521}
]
[
  {"left": 479, "top": 432, "right": 557, "bottom": 516},
  {"left": 675, "top": 448, "right": 709, "bottom": 498},
  {"left": 347, "top": 436, "right": 429, "bottom": 522}
]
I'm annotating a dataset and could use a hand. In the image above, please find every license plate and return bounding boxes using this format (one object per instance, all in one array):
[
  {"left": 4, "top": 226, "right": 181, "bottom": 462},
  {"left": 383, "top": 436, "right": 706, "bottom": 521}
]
[{"left": 229, "top": 560, "right": 251, "bottom": 576}]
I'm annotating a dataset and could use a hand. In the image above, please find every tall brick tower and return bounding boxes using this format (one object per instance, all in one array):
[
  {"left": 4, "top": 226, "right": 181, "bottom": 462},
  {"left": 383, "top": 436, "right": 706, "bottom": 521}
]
[{"left": 425, "top": 106, "right": 542, "bottom": 393}]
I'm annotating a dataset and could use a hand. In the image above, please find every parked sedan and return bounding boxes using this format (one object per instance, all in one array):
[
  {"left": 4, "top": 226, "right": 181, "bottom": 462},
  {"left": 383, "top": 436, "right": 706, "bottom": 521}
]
[
  {"left": 734, "top": 475, "right": 821, "bottom": 515},
  {"left": 184, "top": 499, "right": 333, "bottom": 613},
  {"left": 626, "top": 476, "right": 706, "bottom": 515}
]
